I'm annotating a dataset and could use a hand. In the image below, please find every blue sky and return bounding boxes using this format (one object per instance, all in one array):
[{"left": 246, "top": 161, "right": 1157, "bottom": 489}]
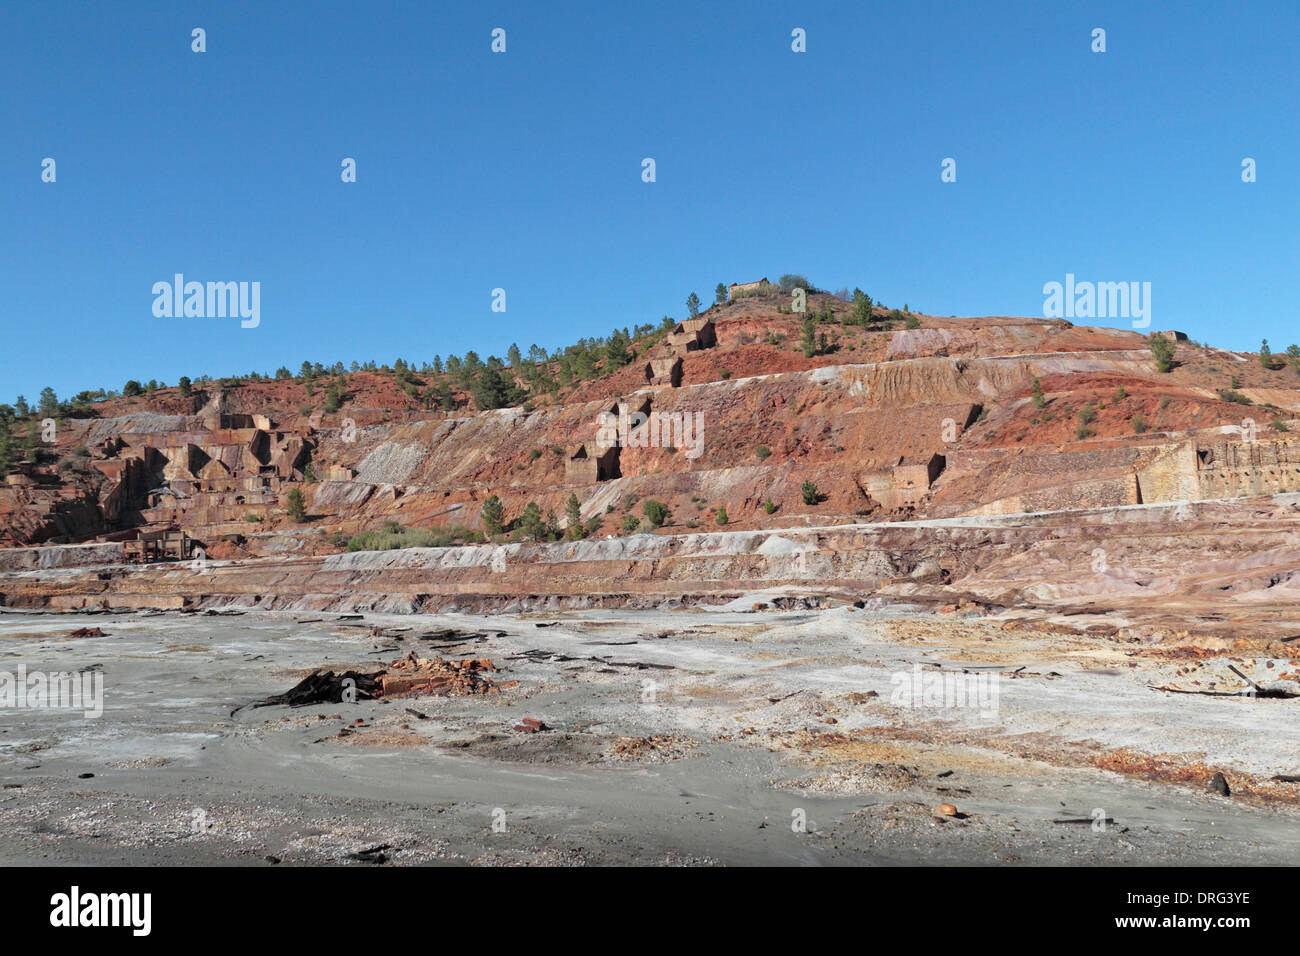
[{"left": 2, "top": 0, "right": 1297, "bottom": 403}]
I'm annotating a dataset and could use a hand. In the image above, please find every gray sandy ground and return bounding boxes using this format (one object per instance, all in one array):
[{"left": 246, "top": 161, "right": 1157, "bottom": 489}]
[{"left": 0, "top": 604, "right": 1296, "bottom": 866}]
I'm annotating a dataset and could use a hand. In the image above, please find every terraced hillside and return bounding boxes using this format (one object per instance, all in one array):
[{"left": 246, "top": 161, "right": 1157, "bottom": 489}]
[{"left": 3, "top": 286, "right": 1300, "bottom": 629}]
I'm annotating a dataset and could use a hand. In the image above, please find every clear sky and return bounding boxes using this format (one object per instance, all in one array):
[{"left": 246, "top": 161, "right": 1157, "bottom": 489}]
[{"left": 3, "top": 0, "right": 1297, "bottom": 404}]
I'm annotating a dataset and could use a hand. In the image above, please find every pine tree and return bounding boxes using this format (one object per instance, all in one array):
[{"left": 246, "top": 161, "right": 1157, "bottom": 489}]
[
  {"left": 850, "top": 289, "right": 874, "bottom": 327},
  {"left": 0, "top": 417, "right": 13, "bottom": 474},
  {"left": 481, "top": 495, "right": 504, "bottom": 536},
  {"left": 471, "top": 365, "right": 522, "bottom": 410},
  {"left": 605, "top": 329, "right": 633, "bottom": 368},
  {"left": 801, "top": 315, "right": 817, "bottom": 357},
  {"left": 521, "top": 501, "right": 546, "bottom": 540},
  {"left": 285, "top": 487, "right": 307, "bottom": 522},
  {"left": 714, "top": 283, "right": 727, "bottom": 305},
  {"left": 565, "top": 493, "right": 584, "bottom": 538}
]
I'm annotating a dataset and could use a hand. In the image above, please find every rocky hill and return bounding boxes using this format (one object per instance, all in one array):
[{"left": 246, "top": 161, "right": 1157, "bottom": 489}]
[{"left": 3, "top": 284, "right": 1299, "bottom": 631}]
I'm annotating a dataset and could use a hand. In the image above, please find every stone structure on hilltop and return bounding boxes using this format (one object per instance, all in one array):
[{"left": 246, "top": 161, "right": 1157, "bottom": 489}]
[{"left": 728, "top": 278, "right": 769, "bottom": 298}]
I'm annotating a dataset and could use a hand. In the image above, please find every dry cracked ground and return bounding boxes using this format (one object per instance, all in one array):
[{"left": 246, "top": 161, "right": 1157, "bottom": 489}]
[{"left": 1, "top": 601, "right": 1298, "bottom": 866}]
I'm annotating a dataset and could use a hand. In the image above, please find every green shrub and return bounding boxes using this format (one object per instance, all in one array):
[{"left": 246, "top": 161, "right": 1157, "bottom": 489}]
[
  {"left": 643, "top": 499, "right": 671, "bottom": 527},
  {"left": 801, "top": 480, "right": 821, "bottom": 505},
  {"left": 345, "top": 524, "right": 482, "bottom": 551},
  {"left": 1149, "top": 335, "right": 1175, "bottom": 373},
  {"left": 755, "top": 445, "right": 771, "bottom": 460}
]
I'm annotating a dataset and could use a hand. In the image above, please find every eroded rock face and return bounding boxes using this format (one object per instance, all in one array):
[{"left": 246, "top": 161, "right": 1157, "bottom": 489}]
[
  {"left": 4, "top": 295, "right": 1299, "bottom": 626},
  {"left": 4, "top": 496, "right": 1298, "bottom": 645}
]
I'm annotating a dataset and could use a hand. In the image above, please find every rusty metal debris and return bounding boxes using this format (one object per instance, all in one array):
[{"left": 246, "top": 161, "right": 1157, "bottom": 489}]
[
  {"left": 347, "top": 843, "right": 392, "bottom": 864},
  {"left": 1149, "top": 683, "right": 1297, "bottom": 699},
  {"left": 234, "top": 669, "right": 384, "bottom": 714},
  {"left": 506, "top": 647, "right": 673, "bottom": 670},
  {"left": 1052, "top": 816, "right": 1117, "bottom": 825},
  {"left": 234, "top": 652, "right": 507, "bottom": 715},
  {"left": 378, "top": 652, "right": 501, "bottom": 697}
]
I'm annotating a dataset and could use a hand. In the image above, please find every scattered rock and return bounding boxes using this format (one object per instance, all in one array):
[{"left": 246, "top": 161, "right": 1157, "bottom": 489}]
[
  {"left": 1208, "top": 771, "right": 1231, "bottom": 796},
  {"left": 347, "top": 843, "right": 391, "bottom": 864}
]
